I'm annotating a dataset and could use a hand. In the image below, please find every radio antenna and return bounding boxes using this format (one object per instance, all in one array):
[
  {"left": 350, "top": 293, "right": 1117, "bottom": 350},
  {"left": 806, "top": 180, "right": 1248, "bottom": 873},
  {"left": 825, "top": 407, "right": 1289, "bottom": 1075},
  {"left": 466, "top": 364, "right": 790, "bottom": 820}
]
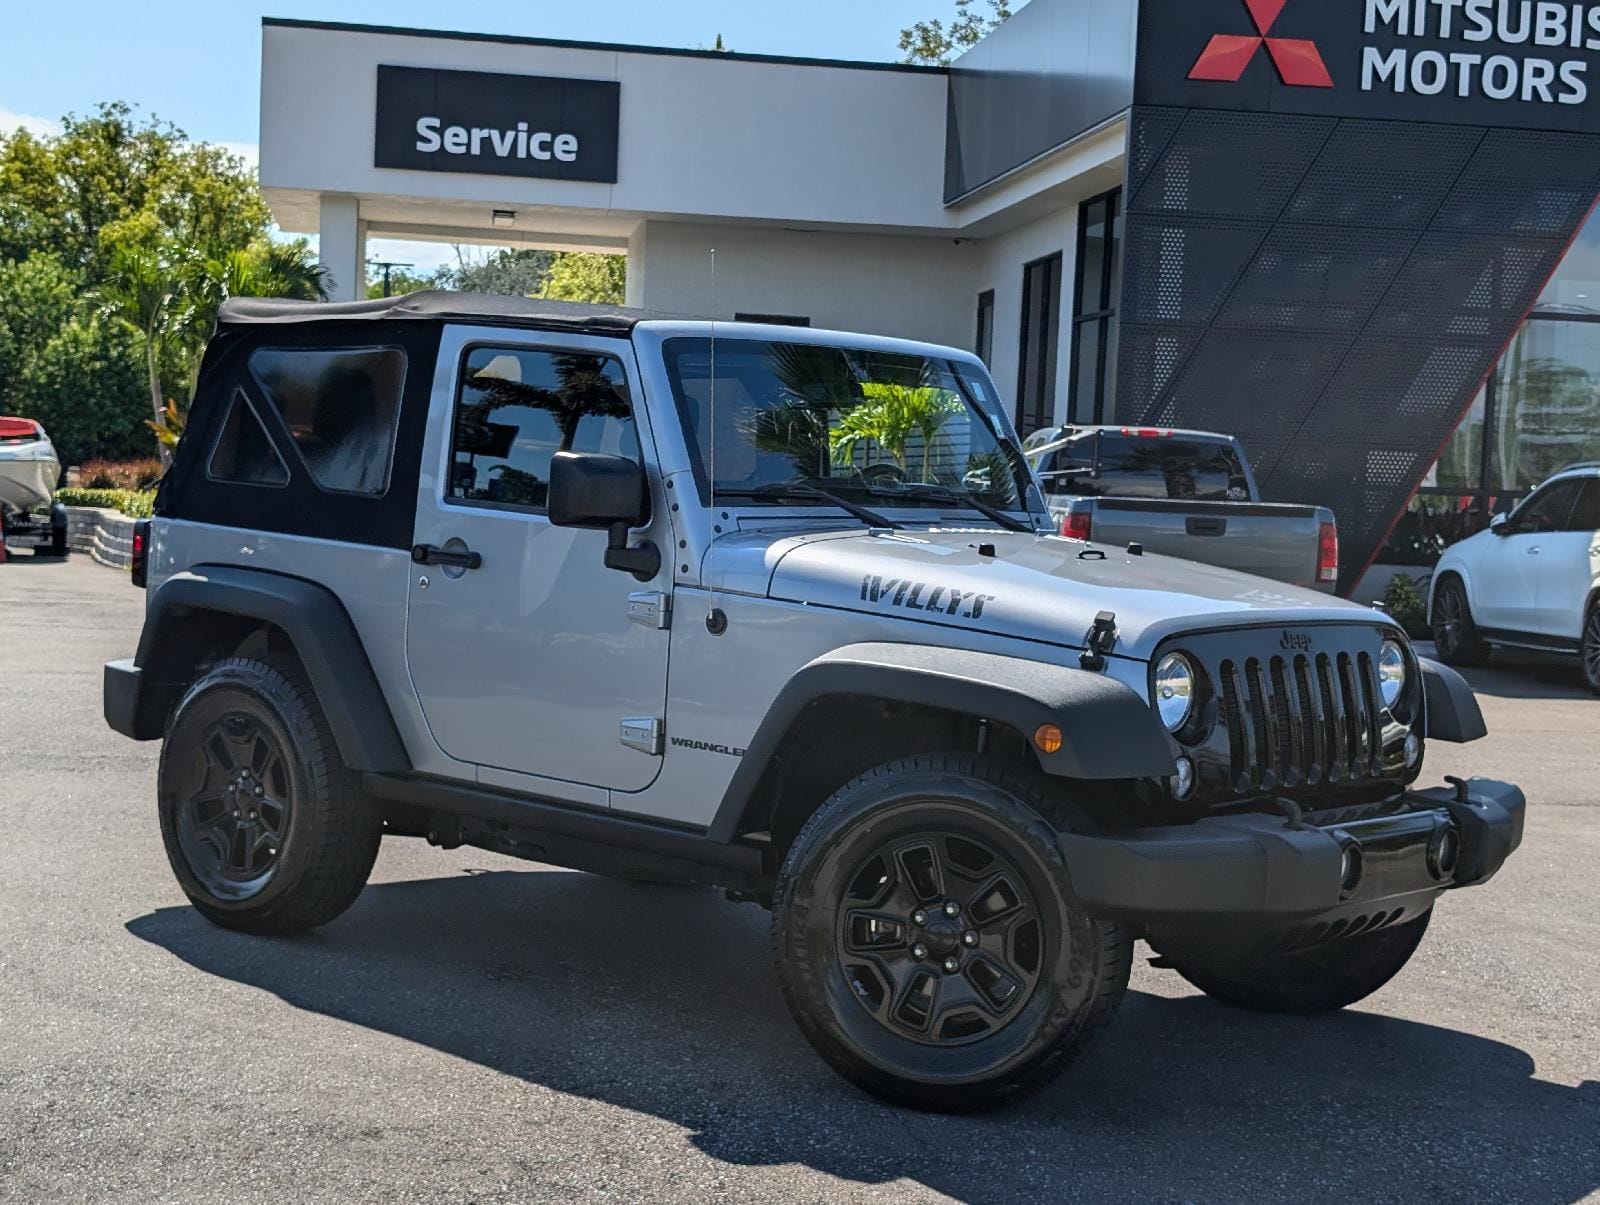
[{"left": 708, "top": 247, "right": 720, "bottom": 620}]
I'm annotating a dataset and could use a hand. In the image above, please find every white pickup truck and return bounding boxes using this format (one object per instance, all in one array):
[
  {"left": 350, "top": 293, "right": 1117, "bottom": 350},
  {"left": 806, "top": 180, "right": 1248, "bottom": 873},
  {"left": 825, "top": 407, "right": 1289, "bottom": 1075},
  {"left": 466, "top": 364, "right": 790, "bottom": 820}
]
[{"left": 1027, "top": 425, "right": 1339, "bottom": 593}]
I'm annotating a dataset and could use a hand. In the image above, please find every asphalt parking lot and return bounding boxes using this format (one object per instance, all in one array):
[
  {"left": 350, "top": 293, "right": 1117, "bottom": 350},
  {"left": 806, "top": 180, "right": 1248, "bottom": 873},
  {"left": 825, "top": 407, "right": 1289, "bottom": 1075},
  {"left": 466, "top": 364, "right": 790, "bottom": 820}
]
[{"left": 1, "top": 558, "right": 1596, "bottom": 1204}]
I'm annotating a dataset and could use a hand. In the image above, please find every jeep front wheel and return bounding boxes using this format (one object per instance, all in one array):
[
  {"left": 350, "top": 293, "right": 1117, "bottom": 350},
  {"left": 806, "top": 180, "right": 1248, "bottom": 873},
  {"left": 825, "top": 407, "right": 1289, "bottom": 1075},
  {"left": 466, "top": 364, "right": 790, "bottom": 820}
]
[
  {"left": 771, "top": 754, "right": 1131, "bottom": 1112},
  {"left": 158, "top": 656, "right": 382, "bottom": 935},
  {"left": 1161, "top": 908, "right": 1432, "bottom": 1015}
]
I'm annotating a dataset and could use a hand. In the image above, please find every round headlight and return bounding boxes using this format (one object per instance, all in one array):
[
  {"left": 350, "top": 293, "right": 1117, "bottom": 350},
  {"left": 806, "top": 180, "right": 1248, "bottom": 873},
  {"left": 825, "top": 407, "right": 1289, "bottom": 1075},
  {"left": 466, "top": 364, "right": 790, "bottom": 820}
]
[
  {"left": 1378, "top": 639, "right": 1407, "bottom": 710},
  {"left": 1154, "top": 653, "right": 1196, "bottom": 732}
]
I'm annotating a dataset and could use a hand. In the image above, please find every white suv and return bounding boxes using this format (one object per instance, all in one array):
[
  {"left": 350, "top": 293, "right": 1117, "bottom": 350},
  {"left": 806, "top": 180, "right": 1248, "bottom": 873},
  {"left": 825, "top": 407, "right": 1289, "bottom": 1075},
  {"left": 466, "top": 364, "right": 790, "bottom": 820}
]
[{"left": 1430, "top": 463, "right": 1600, "bottom": 694}]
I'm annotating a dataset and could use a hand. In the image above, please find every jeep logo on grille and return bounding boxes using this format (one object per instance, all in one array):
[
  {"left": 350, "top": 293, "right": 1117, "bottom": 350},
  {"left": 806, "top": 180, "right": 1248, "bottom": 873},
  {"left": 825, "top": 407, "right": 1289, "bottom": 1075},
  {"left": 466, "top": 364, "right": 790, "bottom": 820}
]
[{"left": 1279, "top": 630, "right": 1313, "bottom": 651}]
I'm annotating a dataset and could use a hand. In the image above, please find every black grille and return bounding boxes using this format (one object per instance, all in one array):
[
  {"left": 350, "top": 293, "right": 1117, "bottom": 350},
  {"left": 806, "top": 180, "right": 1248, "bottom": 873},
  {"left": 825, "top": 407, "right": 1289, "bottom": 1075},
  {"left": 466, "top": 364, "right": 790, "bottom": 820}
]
[{"left": 1213, "top": 651, "right": 1385, "bottom": 795}]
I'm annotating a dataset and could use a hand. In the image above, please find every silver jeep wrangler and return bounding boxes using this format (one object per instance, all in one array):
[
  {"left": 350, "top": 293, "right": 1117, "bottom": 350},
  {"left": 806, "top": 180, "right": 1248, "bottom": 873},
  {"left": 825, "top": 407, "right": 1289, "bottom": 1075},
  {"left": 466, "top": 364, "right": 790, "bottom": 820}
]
[{"left": 105, "top": 293, "right": 1524, "bottom": 1112}]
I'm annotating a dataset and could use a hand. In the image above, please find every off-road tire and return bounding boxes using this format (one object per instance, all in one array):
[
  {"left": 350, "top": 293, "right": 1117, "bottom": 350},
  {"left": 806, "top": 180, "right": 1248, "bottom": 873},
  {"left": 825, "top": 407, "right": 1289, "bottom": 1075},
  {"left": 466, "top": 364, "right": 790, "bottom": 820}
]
[
  {"left": 1164, "top": 908, "right": 1432, "bottom": 1015},
  {"left": 771, "top": 753, "right": 1132, "bottom": 1112},
  {"left": 1432, "top": 578, "right": 1489, "bottom": 666},
  {"left": 1581, "top": 600, "right": 1600, "bottom": 696},
  {"left": 158, "top": 656, "right": 382, "bottom": 935},
  {"left": 47, "top": 525, "right": 68, "bottom": 557}
]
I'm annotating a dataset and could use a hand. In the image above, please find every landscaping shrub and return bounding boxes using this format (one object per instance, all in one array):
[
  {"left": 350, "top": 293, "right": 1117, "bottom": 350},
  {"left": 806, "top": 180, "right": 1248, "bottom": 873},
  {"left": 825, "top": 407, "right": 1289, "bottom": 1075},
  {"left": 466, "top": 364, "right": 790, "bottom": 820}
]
[
  {"left": 1381, "top": 572, "right": 1431, "bottom": 639},
  {"left": 54, "top": 487, "right": 155, "bottom": 518},
  {"left": 79, "top": 457, "right": 163, "bottom": 491}
]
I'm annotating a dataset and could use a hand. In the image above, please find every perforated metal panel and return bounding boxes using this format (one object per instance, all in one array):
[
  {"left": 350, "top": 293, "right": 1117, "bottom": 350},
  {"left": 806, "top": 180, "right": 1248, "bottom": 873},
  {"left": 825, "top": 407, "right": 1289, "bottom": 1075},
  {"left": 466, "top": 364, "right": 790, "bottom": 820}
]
[{"left": 1115, "top": 103, "right": 1600, "bottom": 592}]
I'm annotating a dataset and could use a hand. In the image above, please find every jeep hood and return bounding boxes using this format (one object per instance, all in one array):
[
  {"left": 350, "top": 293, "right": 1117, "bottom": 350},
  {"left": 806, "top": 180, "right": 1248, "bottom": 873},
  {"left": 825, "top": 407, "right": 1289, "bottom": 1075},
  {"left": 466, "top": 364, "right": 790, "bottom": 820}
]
[{"left": 711, "top": 527, "right": 1384, "bottom": 661}]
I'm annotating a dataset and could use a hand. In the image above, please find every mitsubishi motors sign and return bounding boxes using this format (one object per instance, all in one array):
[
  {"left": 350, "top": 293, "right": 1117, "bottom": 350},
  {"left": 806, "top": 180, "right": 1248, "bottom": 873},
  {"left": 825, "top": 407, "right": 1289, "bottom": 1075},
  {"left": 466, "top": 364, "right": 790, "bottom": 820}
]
[{"left": 1139, "top": 0, "right": 1600, "bottom": 129}]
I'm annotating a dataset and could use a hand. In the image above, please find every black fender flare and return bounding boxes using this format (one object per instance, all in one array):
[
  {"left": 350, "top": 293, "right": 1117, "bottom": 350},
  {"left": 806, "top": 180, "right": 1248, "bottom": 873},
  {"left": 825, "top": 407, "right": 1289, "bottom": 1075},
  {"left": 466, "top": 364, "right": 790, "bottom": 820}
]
[
  {"left": 113, "top": 566, "right": 410, "bottom": 772},
  {"left": 1419, "top": 656, "right": 1487, "bottom": 743},
  {"left": 705, "top": 641, "right": 1175, "bottom": 843}
]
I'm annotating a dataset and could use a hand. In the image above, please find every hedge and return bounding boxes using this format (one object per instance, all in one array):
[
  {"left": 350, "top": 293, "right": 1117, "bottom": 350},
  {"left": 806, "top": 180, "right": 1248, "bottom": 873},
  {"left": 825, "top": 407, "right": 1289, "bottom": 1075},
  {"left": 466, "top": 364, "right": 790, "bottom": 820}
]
[{"left": 54, "top": 487, "right": 155, "bottom": 518}]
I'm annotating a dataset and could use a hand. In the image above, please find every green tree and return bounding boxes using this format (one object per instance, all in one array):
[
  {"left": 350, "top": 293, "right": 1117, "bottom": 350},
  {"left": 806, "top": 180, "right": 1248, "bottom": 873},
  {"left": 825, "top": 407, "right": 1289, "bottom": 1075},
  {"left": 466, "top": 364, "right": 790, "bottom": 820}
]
[
  {"left": 0, "top": 102, "right": 266, "bottom": 286},
  {"left": 536, "top": 252, "right": 627, "bottom": 305},
  {"left": 436, "top": 247, "right": 553, "bottom": 295},
  {"left": 0, "top": 102, "right": 277, "bottom": 462},
  {"left": 366, "top": 264, "right": 434, "bottom": 299},
  {"left": 899, "top": 0, "right": 1012, "bottom": 65}
]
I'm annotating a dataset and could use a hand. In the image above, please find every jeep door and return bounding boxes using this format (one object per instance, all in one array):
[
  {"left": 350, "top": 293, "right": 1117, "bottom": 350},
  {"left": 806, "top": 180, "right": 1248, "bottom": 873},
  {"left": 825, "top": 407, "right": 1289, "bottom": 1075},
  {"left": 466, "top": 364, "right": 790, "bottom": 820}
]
[{"left": 404, "top": 328, "right": 671, "bottom": 793}]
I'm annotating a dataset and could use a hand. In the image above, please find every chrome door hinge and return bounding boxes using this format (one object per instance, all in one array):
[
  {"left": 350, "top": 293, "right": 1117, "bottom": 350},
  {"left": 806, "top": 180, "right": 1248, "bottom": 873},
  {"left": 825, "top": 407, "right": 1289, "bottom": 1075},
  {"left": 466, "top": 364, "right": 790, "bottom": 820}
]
[
  {"left": 620, "top": 717, "right": 664, "bottom": 755},
  {"left": 627, "top": 591, "right": 671, "bottom": 630}
]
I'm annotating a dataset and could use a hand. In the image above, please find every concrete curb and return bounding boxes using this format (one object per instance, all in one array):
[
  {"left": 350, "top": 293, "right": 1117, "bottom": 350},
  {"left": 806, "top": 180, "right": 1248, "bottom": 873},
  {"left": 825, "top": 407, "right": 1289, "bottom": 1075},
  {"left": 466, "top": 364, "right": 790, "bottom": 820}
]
[{"left": 65, "top": 506, "right": 138, "bottom": 570}]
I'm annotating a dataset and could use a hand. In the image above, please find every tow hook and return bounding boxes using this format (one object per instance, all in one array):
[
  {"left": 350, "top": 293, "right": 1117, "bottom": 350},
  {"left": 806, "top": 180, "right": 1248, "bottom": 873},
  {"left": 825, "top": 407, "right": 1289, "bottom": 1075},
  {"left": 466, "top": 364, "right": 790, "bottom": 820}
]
[
  {"left": 1273, "top": 798, "right": 1307, "bottom": 831},
  {"left": 1444, "top": 775, "right": 1471, "bottom": 804}
]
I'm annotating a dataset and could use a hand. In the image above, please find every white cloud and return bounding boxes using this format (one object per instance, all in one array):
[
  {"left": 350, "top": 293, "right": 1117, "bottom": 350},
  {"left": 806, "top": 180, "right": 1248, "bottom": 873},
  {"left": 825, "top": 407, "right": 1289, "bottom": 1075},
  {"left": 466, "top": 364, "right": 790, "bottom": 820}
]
[{"left": 0, "top": 107, "right": 62, "bottom": 139}]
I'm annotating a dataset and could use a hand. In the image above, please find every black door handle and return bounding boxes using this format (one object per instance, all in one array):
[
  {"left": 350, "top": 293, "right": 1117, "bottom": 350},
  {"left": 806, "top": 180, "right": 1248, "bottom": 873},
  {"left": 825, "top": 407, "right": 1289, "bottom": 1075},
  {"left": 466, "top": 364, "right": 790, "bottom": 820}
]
[
  {"left": 1186, "top": 516, "right": 1227, "bottom": 537},
  {"left": 412, "top": 543, "right": 482, "bottom": 570}
]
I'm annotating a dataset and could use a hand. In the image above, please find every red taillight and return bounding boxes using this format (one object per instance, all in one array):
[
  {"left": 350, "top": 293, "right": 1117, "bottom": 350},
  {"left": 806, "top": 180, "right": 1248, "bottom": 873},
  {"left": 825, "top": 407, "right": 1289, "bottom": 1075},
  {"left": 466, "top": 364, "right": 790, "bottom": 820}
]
[
  {"left": 1119, "top": 427, "right": 1172, "bottom": 438},
  {"left": 1062, "top": 511, "right": 1092, "bottom": 542},
  {"left": 1317, "top": 520, "right": 1339, "bottom": 584},
  {"left": 130, "top": 520, "right": 150, "bottom": 589}
]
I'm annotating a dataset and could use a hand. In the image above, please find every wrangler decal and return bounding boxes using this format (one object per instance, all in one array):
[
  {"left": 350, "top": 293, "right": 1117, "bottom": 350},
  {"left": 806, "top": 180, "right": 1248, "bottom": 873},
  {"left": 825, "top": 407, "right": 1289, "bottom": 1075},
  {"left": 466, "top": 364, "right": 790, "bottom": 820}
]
[
  {"left": 860, "top": 575, "right": 996, "bottom": 620},
  {"left": 669, "top": 736, "right": 747, "bottom": 757}
]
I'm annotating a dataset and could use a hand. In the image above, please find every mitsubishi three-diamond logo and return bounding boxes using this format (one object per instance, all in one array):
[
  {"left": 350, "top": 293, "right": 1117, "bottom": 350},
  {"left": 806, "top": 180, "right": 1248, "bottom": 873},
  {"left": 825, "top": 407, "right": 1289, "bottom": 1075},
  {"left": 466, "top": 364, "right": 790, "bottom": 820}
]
[{"left": 1189, "top": 0, "right": 1333, "bottom": 87}]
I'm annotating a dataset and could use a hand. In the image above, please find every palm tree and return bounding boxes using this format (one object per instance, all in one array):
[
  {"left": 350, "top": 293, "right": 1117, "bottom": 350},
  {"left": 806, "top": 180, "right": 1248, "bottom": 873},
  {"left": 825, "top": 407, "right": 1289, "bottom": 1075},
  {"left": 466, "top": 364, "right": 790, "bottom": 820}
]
[
  {"left": 99, "top": 246, "right": 181, "bottom": 465},
  {"left": 101, "top": 236, "right": 332, "bottom": 462},
  {"left": 832, "top": 383, "right": 960, "bottom": 481}
]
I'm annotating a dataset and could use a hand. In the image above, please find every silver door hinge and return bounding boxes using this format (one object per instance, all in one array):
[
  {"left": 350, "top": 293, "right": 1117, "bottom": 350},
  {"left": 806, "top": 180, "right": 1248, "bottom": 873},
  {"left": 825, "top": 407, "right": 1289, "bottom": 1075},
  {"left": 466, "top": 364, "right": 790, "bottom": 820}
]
[
  {"left": 620, "top": 717, "right": 664, "bottom": 755},
  {"left": 627, "top": 591, "right": 671, "bottom": 630}
]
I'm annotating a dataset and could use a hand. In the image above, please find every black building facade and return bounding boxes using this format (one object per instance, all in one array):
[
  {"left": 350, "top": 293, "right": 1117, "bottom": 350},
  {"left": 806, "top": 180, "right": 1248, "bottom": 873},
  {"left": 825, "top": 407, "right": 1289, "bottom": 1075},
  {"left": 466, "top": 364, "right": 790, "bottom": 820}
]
[{"left": 948, "top": 0, "right": 1600, "bottom": 592}]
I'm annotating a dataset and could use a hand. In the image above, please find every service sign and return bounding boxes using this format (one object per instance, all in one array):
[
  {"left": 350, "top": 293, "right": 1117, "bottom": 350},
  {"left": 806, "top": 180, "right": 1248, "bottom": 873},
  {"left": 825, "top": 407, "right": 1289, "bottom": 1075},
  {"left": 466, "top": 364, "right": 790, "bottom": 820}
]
[
  {"left": 374, "top": 65, "right": 620, "bottom": 183},
  {"left": 1137, "top": 0, "right": 1600, "bottom": 130}
]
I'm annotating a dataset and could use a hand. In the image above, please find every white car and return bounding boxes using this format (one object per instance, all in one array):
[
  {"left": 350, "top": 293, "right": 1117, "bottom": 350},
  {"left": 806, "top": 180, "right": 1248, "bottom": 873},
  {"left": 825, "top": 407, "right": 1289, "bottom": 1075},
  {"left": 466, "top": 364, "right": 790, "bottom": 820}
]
[{"left": 1430, "top": 463, "right": 1600, "bottom": 694}]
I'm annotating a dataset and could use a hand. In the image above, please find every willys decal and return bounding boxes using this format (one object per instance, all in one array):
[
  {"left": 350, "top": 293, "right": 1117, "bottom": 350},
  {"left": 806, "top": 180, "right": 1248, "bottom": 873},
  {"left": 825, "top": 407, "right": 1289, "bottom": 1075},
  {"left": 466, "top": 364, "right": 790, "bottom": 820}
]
[{"left": 861, "top": 575, "right": 997, "bottom": 620}]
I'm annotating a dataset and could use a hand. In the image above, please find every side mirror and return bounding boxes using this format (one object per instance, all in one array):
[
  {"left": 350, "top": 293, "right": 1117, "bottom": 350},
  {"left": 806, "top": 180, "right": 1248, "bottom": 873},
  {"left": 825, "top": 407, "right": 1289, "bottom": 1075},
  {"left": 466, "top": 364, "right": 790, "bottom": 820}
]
[
  {"left": 1489, "top": 512, "right": 1511, "bottom": 536},
  {"left": 547, "top": 451, "right": 660, "bottom": 581}
]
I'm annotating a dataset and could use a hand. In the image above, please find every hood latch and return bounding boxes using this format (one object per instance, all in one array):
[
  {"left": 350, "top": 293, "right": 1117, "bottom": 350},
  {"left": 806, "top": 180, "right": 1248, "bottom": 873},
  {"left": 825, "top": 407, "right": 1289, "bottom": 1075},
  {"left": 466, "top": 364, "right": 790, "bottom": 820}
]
[{"left": 1079, "top": 610, "right": 1118, "bottom": 671}]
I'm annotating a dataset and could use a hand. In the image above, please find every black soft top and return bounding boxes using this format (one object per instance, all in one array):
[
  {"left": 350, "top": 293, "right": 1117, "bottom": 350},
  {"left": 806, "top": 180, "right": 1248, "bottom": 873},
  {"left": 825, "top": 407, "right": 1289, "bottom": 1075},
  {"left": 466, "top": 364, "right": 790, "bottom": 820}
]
[{"left": 217, "top": 291, "right": 678, "bottom": 334}]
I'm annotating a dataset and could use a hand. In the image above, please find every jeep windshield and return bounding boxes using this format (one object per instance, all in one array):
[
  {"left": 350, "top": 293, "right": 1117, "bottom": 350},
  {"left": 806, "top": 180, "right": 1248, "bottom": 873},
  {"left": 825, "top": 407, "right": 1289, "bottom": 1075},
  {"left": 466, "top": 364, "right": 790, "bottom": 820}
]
[{"left": 662, "top": 337, "right": 1044, "bottom": 525}]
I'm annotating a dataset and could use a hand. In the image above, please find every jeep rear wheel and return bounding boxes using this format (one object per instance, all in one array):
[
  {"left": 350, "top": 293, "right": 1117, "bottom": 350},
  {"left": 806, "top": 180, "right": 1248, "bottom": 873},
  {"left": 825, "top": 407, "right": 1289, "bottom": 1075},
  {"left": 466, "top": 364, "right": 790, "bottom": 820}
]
[
  {"left": 158, "top": 656, "right": 382, "bottom": 935},
  {"left": 771, "top": 754, "right": 1131, "bottom": 1112},
  {"left": 1162, "top": 908, "right": 1432, "bottom": 1015}
]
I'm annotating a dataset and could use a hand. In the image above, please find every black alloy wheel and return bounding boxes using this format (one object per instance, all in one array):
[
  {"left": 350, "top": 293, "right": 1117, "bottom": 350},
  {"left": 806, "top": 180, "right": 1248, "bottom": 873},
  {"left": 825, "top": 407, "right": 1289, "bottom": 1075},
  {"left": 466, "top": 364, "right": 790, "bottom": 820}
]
[
  {"left": 836, "top": 831, "right": 1043, "bottom": 1046},
  {"left": 158, "top": 656, "right": 382, "bottom": 935},
  {"left": 1582, "top": 603, "right": 1600, "bottom": 696},
  {"left": 176, "top": 712, "right": 293, "bottom": 900},
  {"left": 1431, "top": 579, "right": 1487, "bottom": 666},
  {"left": 772, "top": 754, "right": 1132, "bottom": 1112}
]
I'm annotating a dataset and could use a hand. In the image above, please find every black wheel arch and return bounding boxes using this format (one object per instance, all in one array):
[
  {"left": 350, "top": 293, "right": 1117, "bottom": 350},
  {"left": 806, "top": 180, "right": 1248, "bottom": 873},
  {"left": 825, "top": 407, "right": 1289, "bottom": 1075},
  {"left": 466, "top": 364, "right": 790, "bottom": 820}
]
[
  {"left": 705, "top": 642, "right": 1175, "bottom": 847},
  {"left": 113, "top": 565, "right": 410, "bottom": 773}
]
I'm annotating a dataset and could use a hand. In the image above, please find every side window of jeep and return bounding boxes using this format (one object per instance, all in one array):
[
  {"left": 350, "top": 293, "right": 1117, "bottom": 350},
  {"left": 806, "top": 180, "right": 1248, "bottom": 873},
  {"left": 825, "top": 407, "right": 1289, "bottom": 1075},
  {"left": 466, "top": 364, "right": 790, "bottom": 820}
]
[{"left": 447, "top": 346, "right": 639, "bottom": 512}]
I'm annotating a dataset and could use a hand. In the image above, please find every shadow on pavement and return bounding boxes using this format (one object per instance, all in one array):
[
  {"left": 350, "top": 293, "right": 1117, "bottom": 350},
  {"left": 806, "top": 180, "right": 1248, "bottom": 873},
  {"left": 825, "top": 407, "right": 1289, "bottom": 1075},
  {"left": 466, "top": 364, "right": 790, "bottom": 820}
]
[
  {"left": 128, "top": 868, "right": 1600, "bottom": 1203},
  {"left": 1415, "top": 640, "right": 1594, "bottom": 702}
]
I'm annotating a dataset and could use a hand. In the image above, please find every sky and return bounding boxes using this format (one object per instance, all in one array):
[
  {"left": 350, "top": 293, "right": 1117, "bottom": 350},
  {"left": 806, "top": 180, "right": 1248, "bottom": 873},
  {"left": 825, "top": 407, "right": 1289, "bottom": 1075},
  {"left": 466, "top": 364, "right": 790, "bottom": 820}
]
[{"left": 0, "top": 0, "right": 953, "bottom": 273}]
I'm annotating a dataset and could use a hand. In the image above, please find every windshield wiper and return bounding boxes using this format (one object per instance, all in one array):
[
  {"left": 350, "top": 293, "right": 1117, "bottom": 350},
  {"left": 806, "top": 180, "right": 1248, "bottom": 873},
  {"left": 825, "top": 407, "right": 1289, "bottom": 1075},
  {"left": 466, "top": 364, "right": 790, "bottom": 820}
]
[
  {"left": 864, "top": 484, "right": 1037, "bottom": 534},
  {"left": 719, "top": 481, "right": 902, "bottom": 529}
]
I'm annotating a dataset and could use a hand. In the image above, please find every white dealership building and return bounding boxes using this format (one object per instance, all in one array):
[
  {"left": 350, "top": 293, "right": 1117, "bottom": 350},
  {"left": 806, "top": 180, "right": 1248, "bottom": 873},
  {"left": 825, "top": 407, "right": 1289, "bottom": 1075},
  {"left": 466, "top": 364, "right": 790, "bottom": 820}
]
[
  {"left": 259, "top": 3, "right": 1600, "bottom": 591},
  {"left": 258, "top": 9, "right": 1133, "bottom": 436}
]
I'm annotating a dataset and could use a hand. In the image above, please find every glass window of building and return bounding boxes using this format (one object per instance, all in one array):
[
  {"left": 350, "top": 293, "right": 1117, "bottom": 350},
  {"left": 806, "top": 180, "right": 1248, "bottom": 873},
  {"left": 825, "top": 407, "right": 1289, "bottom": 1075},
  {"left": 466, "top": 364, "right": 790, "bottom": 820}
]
[
  {"left": 1391, "top": 204, "right": 1600, "bottom": 567},
  {"left": 1069, "top": 188, "right": 1123, "bottom": 426},
  {"left": 1016, "top": 254, "right": 1062, "bottom": 437},
  {"left": 975, "top": 290, "right": 995, "bottom": 367}
]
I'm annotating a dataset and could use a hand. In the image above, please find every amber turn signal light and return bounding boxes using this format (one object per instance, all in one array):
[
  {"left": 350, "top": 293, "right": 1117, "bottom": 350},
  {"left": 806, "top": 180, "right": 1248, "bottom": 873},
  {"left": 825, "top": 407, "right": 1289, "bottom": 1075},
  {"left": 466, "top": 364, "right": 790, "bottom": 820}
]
[{"left": 1033, "top": 724, "right": 1063, "bottom": 754}]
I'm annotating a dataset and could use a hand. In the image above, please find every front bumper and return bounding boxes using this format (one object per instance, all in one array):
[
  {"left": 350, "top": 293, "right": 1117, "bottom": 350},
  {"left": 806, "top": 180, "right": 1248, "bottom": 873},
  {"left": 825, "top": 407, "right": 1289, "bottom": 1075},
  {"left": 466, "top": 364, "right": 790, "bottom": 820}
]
[{"left": 1059, "top": 778, "right": 1524, "bottom": 925}]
